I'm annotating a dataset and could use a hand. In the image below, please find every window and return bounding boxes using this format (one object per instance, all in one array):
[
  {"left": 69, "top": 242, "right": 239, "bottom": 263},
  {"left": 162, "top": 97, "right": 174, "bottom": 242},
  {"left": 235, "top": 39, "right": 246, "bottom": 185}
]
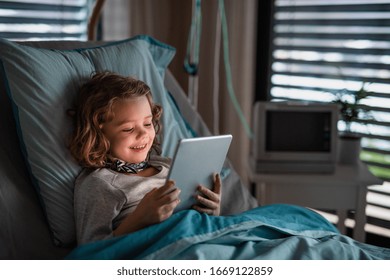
[
  {"left": 0, "top": 0, "right": 93, "bottom": 41},
  {"left": 265, "top": 0, "right": 390, "bottom": 244},
  {"left": 269, "top": 0, "right": 390, "bottom": 181}
]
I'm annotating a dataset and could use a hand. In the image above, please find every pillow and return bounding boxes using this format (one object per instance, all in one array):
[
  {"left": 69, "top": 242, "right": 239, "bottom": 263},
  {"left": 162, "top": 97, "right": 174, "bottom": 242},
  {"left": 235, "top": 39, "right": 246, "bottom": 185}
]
[{"left": 0, "top": 35, "right": 194, "bottom": 246}]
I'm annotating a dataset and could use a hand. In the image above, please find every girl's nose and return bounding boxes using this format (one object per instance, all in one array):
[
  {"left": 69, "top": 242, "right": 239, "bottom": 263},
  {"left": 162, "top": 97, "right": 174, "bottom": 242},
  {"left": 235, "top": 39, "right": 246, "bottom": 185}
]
[{"left": 136, "top": 127, "right": 147, "bottom": 138}]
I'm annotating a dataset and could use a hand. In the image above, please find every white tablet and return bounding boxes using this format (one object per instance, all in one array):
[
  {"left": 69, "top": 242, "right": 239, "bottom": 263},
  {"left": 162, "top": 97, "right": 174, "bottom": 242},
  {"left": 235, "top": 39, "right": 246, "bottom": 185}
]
[{"left": 167, "top": 134, "right": 232, "bottom": 212}]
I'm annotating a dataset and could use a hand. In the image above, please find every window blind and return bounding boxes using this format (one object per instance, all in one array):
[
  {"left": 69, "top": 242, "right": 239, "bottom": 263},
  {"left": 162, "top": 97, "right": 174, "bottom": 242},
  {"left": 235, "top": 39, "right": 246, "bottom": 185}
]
[
  {"left": 270, "top": 0, "right": 390, "bottom": 181},
  {"left": 268, "top": 0, "right": 390, "bottom": 242},
  {"left": 0, "top": 0, "right": 93, "bottom": 41}
]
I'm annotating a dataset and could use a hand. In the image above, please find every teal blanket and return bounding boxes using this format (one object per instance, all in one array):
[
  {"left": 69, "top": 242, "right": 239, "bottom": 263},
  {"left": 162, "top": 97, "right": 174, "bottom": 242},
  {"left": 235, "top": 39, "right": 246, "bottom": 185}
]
[{"left": 66, "top": 204, "right": 390, "bottom": 260}]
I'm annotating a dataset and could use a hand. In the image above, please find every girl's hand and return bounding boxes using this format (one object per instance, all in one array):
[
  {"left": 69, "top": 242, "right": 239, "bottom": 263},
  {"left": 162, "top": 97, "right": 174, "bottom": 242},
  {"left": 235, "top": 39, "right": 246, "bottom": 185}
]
[
  {"left": 193, "top": 173, "right": 222, "bottom": 216},
  {"left": 114, "top": 180, "right": 180, "bottom": 236},
  {"left": 134, "top": 180, "right": 181, "bottom": 226}
]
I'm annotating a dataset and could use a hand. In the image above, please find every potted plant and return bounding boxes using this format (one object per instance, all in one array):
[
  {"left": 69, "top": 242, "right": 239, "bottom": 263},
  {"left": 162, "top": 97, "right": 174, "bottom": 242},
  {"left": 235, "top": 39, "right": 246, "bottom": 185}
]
[
  {"left": 332, "top": 82, "right": 372, "bottom": 135},
  {"left": 331, "top": 82, "right": 373, "bottom": 164}
]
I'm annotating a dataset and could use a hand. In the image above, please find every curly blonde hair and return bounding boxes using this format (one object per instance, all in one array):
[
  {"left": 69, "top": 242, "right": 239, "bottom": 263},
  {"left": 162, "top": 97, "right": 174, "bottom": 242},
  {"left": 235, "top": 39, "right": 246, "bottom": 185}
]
[{"left": 68, "top": 71, "right": 162, "bottom": 168}]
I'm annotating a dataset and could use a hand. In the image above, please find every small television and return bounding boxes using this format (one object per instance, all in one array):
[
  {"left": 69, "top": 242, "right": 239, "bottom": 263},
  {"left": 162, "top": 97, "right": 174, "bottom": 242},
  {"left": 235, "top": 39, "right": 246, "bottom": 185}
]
[{"left": 251, "top": 101, "right": 339, "bottom": 173}]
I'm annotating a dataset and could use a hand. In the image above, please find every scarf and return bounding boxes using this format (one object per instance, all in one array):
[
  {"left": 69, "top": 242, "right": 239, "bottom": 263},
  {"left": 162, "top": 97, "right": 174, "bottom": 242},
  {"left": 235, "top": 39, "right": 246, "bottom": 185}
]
[{"left": 106, "top": 159, "right": 150, "bottom": 174}]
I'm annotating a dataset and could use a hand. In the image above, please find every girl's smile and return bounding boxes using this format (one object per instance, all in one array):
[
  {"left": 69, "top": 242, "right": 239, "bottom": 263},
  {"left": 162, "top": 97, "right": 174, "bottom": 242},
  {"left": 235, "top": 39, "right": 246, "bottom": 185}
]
[{"left": 129, "top": 143, "right": 147, "bottom": 151}]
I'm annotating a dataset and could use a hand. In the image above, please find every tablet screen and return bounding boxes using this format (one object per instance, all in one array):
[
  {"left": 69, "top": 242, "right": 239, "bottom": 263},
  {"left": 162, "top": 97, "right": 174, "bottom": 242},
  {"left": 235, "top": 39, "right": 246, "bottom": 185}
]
[{"left": 167, "top": 135, "right": 232, "bottom": 212}]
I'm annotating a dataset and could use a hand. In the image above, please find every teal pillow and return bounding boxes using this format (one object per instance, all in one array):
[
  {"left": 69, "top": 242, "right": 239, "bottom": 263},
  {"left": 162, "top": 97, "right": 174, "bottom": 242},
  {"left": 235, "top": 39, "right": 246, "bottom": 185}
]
[{"left": 0, "top": 36, "right": 194, "bottom": 246}]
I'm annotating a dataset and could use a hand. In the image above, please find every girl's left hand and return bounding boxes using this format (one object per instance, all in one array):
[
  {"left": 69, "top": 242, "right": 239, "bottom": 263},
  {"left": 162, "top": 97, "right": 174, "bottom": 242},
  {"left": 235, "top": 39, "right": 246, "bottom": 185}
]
[{"left": 193, "top": 173, "right": 222, "bottom": 216}]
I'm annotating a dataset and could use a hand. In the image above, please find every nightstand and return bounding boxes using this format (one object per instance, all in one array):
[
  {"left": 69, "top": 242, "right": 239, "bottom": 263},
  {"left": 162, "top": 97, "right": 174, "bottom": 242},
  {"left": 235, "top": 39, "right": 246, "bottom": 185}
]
[{"left": 248, "top": 160, "right": 382, "bottom": 242}]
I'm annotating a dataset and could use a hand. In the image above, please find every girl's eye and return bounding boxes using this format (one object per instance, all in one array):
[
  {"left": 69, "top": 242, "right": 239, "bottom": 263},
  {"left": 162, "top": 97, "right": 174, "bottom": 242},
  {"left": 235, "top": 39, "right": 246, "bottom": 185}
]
[
  {"left": 144, "top": 123, "right": 152, "bottom": 127},
  {"left": 122, "top": 128, "right": 134, "bottom": 133}
]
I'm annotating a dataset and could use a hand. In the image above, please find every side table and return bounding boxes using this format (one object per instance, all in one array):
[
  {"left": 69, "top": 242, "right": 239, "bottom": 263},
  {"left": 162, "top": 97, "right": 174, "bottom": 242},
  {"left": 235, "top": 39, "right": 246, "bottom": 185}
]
[{"left": 248, "top": 160, "right": 382, "bottom": 242}]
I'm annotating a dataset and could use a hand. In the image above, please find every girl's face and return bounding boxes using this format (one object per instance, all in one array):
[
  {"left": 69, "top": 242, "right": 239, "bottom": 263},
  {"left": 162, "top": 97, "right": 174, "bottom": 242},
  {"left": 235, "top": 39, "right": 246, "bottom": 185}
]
[{"left": 101, "top": 96, "right": 156, "bottom": 164}]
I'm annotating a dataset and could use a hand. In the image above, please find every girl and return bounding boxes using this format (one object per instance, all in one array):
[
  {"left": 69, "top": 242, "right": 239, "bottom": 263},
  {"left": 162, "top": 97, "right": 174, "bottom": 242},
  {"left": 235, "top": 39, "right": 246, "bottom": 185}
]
[{"left": 69, "top": 72, "right": 221, "bottom": 245}]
